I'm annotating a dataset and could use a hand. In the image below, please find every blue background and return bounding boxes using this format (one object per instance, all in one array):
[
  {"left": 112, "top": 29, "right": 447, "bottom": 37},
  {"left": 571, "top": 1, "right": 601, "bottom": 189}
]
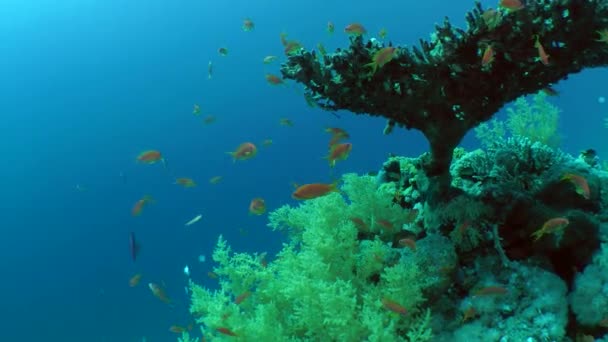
[{"left": 0, "top": 0, "right": 605, "bottom": 340}]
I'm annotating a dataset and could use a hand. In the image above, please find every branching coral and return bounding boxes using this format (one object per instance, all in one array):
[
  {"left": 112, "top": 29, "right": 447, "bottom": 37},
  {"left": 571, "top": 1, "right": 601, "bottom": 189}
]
[{"left": 281, "top": 0, "right": 608, "bottom": 204}]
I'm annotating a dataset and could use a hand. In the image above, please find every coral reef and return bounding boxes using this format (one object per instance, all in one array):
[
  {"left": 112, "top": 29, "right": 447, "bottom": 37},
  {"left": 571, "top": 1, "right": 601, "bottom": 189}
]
[
  {"left": 281, "top": 0, "right": 608, "bottom": 203},
  {"left": 183, "top": 2, "right": 608, "bottom": 341},
  {"left": 186, "top": 134, "right": 608, "bottom": 340}
]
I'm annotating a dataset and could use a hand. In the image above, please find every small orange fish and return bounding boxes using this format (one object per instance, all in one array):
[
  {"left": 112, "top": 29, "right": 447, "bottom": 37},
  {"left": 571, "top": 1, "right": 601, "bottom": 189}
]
[
  {"left": 249, "top": 198, "right": 266, "bottom": 215},
  {"left": 132, "top": 195, "right": 154, "bottom": 216},
  {"left": 169, "top": 325, "right": 187, "bottom": 334},
  {"left": 531, "top": 217, "right": 569, "bottom": 241},
  {"left": 483, "top": 9, "right": 502, "bottom": 29},
  {"left": 534, "top": 36, "right": 549, "bottom": 65},
  {"left": 381, "top": 297, "right": 407, "bottom": 316},
  {"left": 263, "top": 55, "right": 277, "bottom": 64},
  {"left": 175, "top": 177, "right": 196, "bottom": 188},
  {"left": 499, "top": 0, "right": 524, "bottom": 11},
  {"left": 561, "top": 173, "right": 590, "bottom": 199},
  {"left": 265, "top": 74, "right": 284, "bottom": 85},
  {"left": 207, "top": 271, "right": 218, "bottom": 279},
  {"left": 136, "top": 150, "right": 164, "bottom": 164},
  {"left": 375, "top": 219, "right": 394, "bottom": 232},
  {"left": 481, "top": 45, "right": 494, "bottom": 67},
  {"left": 326, "top": 143, "right": 352, "bottom": 167},
  {"left": 398, "top": 238, "right": 417, "bottom": 251},
  {"left": 217, "top": 327, "right": 238, "bottom": 337},
  {"left": 292, "top": 182, "right": 339, "bottom": 200},
  {"left": 473, "top": 286, "right": 508, "bottom": 296},
  {"left": 366, "top": 47, "right": 397, "bottom": 75},
  {"left": 344, "top": 23, "right": 366, "bottom": 36},
  {"left": 242, "top": 18, "right": 254, "bottom": 32},
  {"left": 148, "top": 282, "right": 171, "bottom": 304},
  {"left": 227, "top": 142, "right": 257, "bottom": 161},
  {"left": 349, "top": 217, "right": 369, "bottom": 232},
  {"left": 234, "top": 290, "right": 252, "bottom": 305},
  {"left": 209, "top": 176, "right": 223, "bottom": 184},
  {"left": 129, "top": 273, "right": 142, "bottom": 287},
  {"left": 283, "top": 40, "right": 303, "bottom": 56}
]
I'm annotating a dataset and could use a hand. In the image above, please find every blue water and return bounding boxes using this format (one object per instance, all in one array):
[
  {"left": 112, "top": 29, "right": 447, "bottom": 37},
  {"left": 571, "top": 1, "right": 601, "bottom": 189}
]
[{"left": 0, "top": 0, "right": 606, "bottom": 340}]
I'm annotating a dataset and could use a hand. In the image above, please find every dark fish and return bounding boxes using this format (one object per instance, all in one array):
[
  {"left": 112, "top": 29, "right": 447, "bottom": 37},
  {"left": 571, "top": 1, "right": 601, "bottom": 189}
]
[{"left": 129, "top": 232, "right": 140, "bottom": 262}]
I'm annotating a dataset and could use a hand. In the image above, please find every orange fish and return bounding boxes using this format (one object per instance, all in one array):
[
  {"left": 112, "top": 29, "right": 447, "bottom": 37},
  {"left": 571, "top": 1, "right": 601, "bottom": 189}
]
[
  {"left": 326, "top": 143, "right": 352, "bottom": 167},
  {"left": 175, "top": 177, "right": 196, "bottom": 188},
  {"left": 534, "top": 36, "right": 549, "bottom": 65},
  {"left": 132, "top": 195, "right": 154, "bottom": 216},
  {"left": 148, "top": 282, "right": 171, "bottom": 304},
  {"left": 349, "top": 217, "right": 369, "bottom": 232},
  {"left": 129, "top": 273, "right": 142, "bottom": 287},
  {"left": 209, "top": 176, "right": 223, "bottom": 184},
  {"left": 375, "top": 219, "right": 394, "bottom": 232},
  {"left": 207, "top": 271, "right": 218, "bottom": 279},
  {"left": 242, "top": 18, "right": 254, "bottom": 32},
  {"left": 249, "top": 198, "right": 266, "bottom": 215},
  {"left": 499, "top": 0, "right": 524, "bottom": 11},
  {"left": 561, "top": 173, "right": 590, "bottom": 199},
  {"left": 227, "top": 142, "right": 257, "bottom": 161},
  {"left": 398, "top": 238, "right": 417, "bottom": 251},
  {"left": 344, "top": 23, "right": 366, "bottom": 36},
  {"left": 481, "top": 45, "right": 494, "bottom": 67},
  {"left": 292, "top": 182, "right": 339, "bottom": 200},
  {"left": 136, "top": 150, "right": 164, "bottom": 164},
  {"left": 217, "top": 327, "right": 238, "bottom": 337},
  {"left": 366, "top": 47, "right": 397, "bottom": 75},
  {"left": 283, "top": 40, "right": 303, "bottom": 56},
  {"left": 169, "top": 325, "right": 188, "bottom": 334},
  {"left": 265, "top": 73, "right": 284, "bottom": 85},
  {"left": 381, "top": 297, "right": 407, "bottom": 316},
  {"left": 234, "top": 290, "right": 252, "bottom": 305},
  {"left": 279, "top": 33, "right": 303, "bottom": 55},
  {"left": 531, "top": 217, "right": 569, "bottom": 241}
]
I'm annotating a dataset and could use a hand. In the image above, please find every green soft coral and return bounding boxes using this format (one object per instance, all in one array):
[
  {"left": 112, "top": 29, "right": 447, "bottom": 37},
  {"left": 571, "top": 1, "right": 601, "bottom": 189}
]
[
  {"left": 475, "top": 91, "right": 561, "bottom": 148},
  {"left": 188, "top": 173, "right": 431, "bottom": 341}
]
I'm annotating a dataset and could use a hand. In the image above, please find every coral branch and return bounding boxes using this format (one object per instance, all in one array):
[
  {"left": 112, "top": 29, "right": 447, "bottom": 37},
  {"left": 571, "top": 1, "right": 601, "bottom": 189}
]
[{"left": 281, "top": 0, "right": 608, "bottom": 203}]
